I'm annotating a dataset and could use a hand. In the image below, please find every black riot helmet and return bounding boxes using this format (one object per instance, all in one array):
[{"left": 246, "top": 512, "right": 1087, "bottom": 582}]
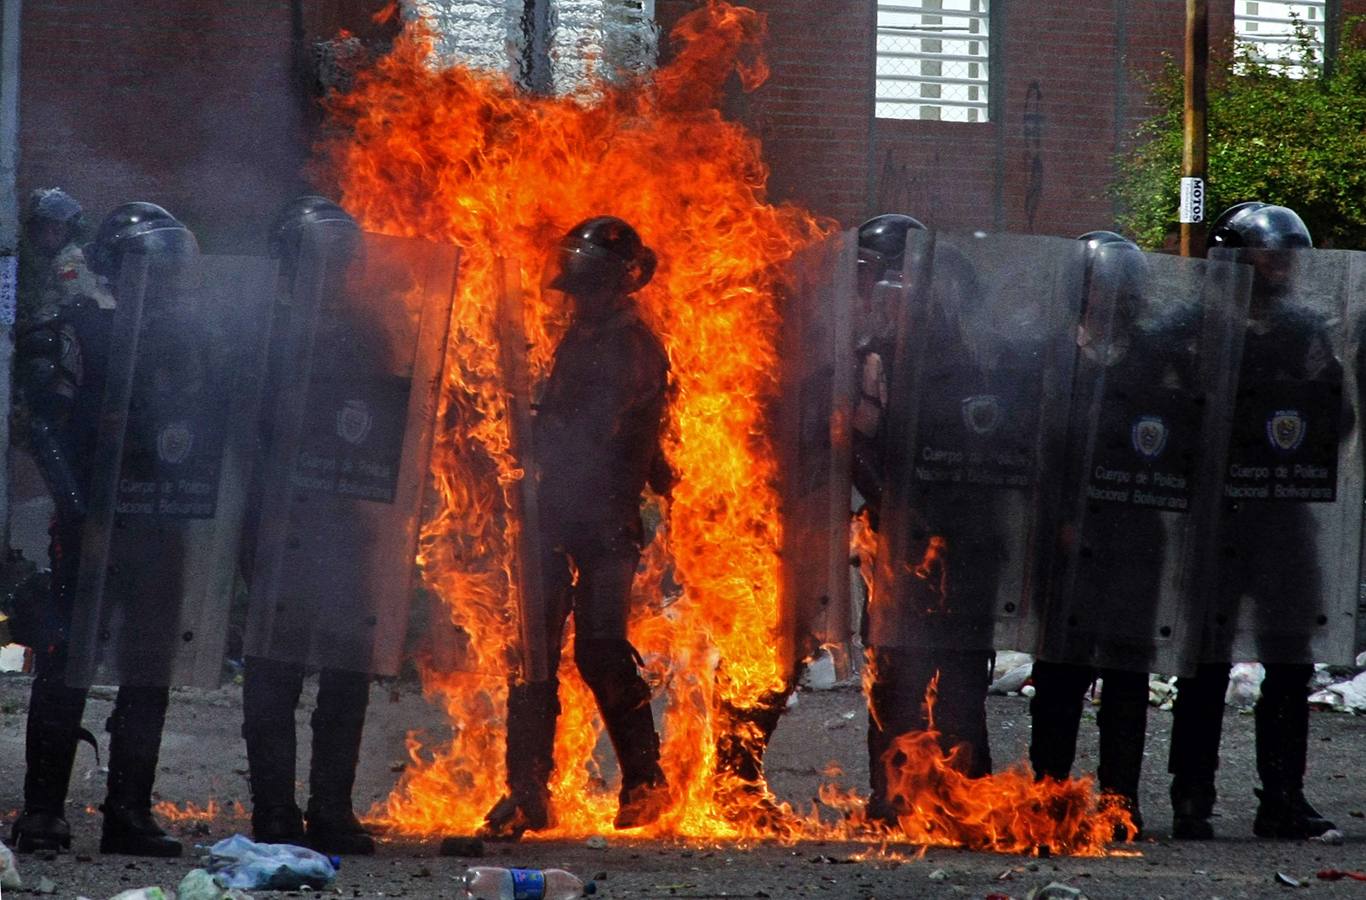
[
  {"left": 88, "top": 202, "right": 198, "bottom": 279},
  {"left": 856, "top": 213, "right": 926, "bottom": 290},
  {"left": 549, "top": 216, "right": 657, "bottom": 297},
  {"left": 1208, "top": 202, "right": 1313, "bottom": 250},
  {"left": 1077, "top": 230, "right": 1149, "bottom": 363},
  {"left": 268, "top": 194, "right": 360, "bottom": 264}
]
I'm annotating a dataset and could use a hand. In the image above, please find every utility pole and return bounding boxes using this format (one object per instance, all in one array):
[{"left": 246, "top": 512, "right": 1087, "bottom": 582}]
[
  {"left": 1180, "top": 0, "right": 1208, "bottom": 258},
  {"left": 1324, "top": 0, "right": 1343, "bottom": 81}
]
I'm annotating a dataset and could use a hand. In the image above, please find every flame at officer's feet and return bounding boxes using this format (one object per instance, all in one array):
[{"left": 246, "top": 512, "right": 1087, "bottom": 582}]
[
  {"left": 320, "top": 1, "right": 824, "bottom": 839},
  {"left": 873, "top": 680, "right": 1132, "bottom": 856}
]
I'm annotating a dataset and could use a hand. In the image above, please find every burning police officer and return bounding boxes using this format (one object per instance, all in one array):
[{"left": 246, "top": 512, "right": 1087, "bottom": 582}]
[
  {"left": 1169, "top": 202, "right": 1345, "bottom": 841},
  {"left": 483, "top": 216, "right": 672, "bottom": 839},
  {"left": 10, "top": 199, "right": 191, "bottom": 857}
]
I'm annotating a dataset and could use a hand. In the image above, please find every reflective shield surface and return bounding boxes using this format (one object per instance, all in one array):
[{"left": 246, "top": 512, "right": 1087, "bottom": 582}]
[
  {"left": 775, "top": 230, "right": 857, "bottom": 673},
  {"left": 1038, "top": 251, "right": 1251, "bottom": 675},
  {"left": 66, "top": 252, "right": 278, "bottom": 688},
  {"left": 243, "top": 230, "right": 458, "bottom": 676},
  {"left": 870, "top": 231, "right": 1087, "bottom": 654},
  {"left": 1202, "top": 247, "right": 1366, "bottom": 666}
]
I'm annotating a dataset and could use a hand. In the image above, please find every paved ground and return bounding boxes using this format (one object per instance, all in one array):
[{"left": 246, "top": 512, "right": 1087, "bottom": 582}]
[{"left": 0, "top": 675, "right": 1362, "bottom": 899}]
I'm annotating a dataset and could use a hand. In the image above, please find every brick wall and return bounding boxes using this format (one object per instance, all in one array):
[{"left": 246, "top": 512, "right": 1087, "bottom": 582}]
[
  {"left": 18, "top": 0, "right": 391, "bottom": 253},
  {"left": 657, "top": 0, "right": 875, "bottom": 227},
  {"left": 659, "top": 1, "right": 1366, "bottom": 235}
]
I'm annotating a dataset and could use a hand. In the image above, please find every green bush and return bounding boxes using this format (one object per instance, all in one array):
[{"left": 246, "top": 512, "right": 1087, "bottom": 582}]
[{"left": 1114, "top": 17, "right": 1366, "bottom": 250}]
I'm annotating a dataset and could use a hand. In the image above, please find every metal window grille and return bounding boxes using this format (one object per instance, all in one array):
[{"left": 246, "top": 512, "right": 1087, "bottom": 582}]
[
  {"left": 1235, "top": 0, "right": 1325, "bottom": 77},
  {"left": 876, "top": 1, "right": 990, "bottom": 123}
]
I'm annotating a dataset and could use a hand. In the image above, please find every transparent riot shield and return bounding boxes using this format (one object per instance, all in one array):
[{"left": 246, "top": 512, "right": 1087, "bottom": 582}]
[
  {"left": 1037, "top": 251, "right": 1252, "bottom": 676},
  {"left": 869, "top": 230, "right": 1087, "bottom": 654},
  {"left": 65, "top": 251, "right": 278, "bottom": 688},
  {"left": 495, "top": 258, "right": 551, "bottom": 684},
  {"left": 1200, "top": 247, "right": 1366, "bottom": 666},
  {"left": 775, "top": 230, "right": 857, "bottom": 676},
  {"left": 243, "top": 230, "right": 458, "bottom": 677}
]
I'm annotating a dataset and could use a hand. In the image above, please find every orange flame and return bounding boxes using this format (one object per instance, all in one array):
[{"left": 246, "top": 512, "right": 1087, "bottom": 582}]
[
  {"left": 316, "top": 1, "right": 1134, "bottom": 855},
  {"left": 152, "top": 799, "right": 249, "bottom": 825},
  {"left": 319, "top": 1, "right": 823, "bottom": 839}
]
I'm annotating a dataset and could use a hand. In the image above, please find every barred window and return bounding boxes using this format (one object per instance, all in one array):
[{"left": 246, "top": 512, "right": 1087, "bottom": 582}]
[
  {"left": 876, "top": 1, "right": 990, "bottom": 123},
  {"left": 1235, "top": 0, "right": 1325, "bottom": 77}
]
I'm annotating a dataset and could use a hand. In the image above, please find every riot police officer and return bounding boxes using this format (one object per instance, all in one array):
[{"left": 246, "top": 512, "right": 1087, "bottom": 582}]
[
  {"left": 1028, "top": 232, "right": 1174, "bottom": 839},
  {"left": 482, "top": 216, "right": 671, "bottom": 839},
  {"left": 238, "top": 196, "right": 377, "bottom": 855},
  {"left": 1168, "top": 202, "right": 1338, "bottom": 840},
  {"left": 853, "top": 215, "right": 996, "bottom": 826},
  {"left": 10, "top": 200, "right": 188, "bottom": 857}
]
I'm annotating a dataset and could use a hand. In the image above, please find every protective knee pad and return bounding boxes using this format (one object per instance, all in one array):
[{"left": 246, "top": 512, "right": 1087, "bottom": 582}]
[{"left": 574, "top": 638, "right": 651, "bottom": 713}]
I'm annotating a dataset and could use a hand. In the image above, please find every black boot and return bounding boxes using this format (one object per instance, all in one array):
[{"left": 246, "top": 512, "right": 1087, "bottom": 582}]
[
  {"left": 480, "top": 680, "right": 559, "bottom": 841},
  {"left": 304, "top": 669, "right": 374, "bottom": 855},
  {"left": 1028, "top": 661, "right": 1089, "bottom": 783},
  {"left": 1252, "top": 663, "right": 1335, "bottom": 839},
  {"left": 1170, "top": 777, "right": 1215, "bottom": 840},
  {"left": 1096, "top": 669, "right": 1148, "bottom": 841},
  {"left": 100, "top": 687, "right": 181, "bottom": 857},
  {"left": 609, "top": 703, "right": 668, "bottom": 830},
  {"left": 713, "top": 689, "right": 792, "bottom": 833},
  {"left": 242, "top": 657, "right": 306, "bottom": 844},
  {"left": 576, "top": 637, "right": 668, "bottom": 831},
  {"left": 12, "top": 663, "right": 88, "bottom": 854},
  {"left": 1168, "top": 664, "right": 1228, "bottom": 840}
]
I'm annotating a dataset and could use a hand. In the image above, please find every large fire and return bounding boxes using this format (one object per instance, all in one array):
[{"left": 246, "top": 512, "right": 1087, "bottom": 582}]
[{"left": 316, "top": 0, "right": 1131, "bottom": 854}]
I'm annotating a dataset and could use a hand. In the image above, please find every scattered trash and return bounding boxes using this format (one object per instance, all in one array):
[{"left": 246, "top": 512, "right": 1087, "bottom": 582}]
[
  {"left": 800, "top": 650, "right": 838, "bottom": 691},
  {"left": 176, "top": 868, "right": 256, "bottom": 900},
  {"left": 1027, "top": 883, "right": 1087, "bottom": 900},
  {"left": 1309, "top": 828, "right": 1345, "bottom": 845},
  {"left": 585, "top": 835, "right": 609, "bottom": 850},
  {"left": 1226, "top": 663, "right": 1265, "bottom": 709},
  {"left": 1318, "top": 869, "right": 1366, "bottom": 882},
  {"left": 35, "top": 874, "right": 56, "bottom": 894},
  {"left": 1021, "top": 685, "right": 1036, "bottom": 698},
  {"left": 461, "top": 866, "right": 591, "bottom": 900},
  {"left": 990, "top": 662, "right": 1033, "bottom": 695},
  {"left": 1308, "top": 671, "right": 1366, "bottom": 712},
  {"left": 207, "top": 834, "right": 336, "bottom": 891},
  {"left": 1274, "top": 872, "right": 1301, "bottom": 887},
  {"left": 1148, "top": 676, "right": 1176, "bottom": 710},
  {"left": 439, "top": 836, "right": 486, "bottom": 857},
  {"left": 928, "top": 869, "right": 948, "bottom": 881},
  {"left": 0, "top": 840, "right": 21, "bottom": 889},
  {"left": 107, "top": 890, "right": 168, "bottom": 900}
]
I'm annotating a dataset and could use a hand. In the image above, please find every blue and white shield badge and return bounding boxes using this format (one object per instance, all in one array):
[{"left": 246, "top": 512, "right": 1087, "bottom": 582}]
[
  {"left": 156, "top": 421, "right": 194, "bottom": 465},
  {"left": 1267, "top": 409, "right": 1307, "bottom": 454},
  {"left": 1131, "top": 414, "right": 1168, "bottom": 460},
  {"left": 961, "top": 394, "right": 1003, "bottom": 436},
  {"left": 336, "top": 399, "right": 373, "bottom": 447}
]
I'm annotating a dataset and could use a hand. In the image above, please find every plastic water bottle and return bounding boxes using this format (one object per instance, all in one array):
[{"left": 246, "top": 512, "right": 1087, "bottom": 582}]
[{"left": 462, "top": 866, "right": 592, "bottom": 900}]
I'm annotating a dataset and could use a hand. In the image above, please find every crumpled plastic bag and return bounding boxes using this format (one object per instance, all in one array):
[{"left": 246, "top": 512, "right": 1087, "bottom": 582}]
[
  {"left": 207, "top": 834, "right": 336, "bottom": 891},
  {"left": 177, "top": 868, "right": 255, "bottom": 900},
  {"left": 0, "top": 839, "right": 21, "bottom": 889}
]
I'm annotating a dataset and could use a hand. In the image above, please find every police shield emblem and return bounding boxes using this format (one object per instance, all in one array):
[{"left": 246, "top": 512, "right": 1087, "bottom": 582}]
[
  {"left": 961, "top": 394, "right": 1004, "bottom": 436},
  {"left": 156, "top": 421, "right": 194, "bottom": 464},
  {"left": 336, "top": 399, "right": 373, "bottom": 446},
  {"left": 1131, "top": 414, "right": 1168, "bottom": 460},
  {"left": 1267, "top": 409, "right": 1307, "bottom": 453}
]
